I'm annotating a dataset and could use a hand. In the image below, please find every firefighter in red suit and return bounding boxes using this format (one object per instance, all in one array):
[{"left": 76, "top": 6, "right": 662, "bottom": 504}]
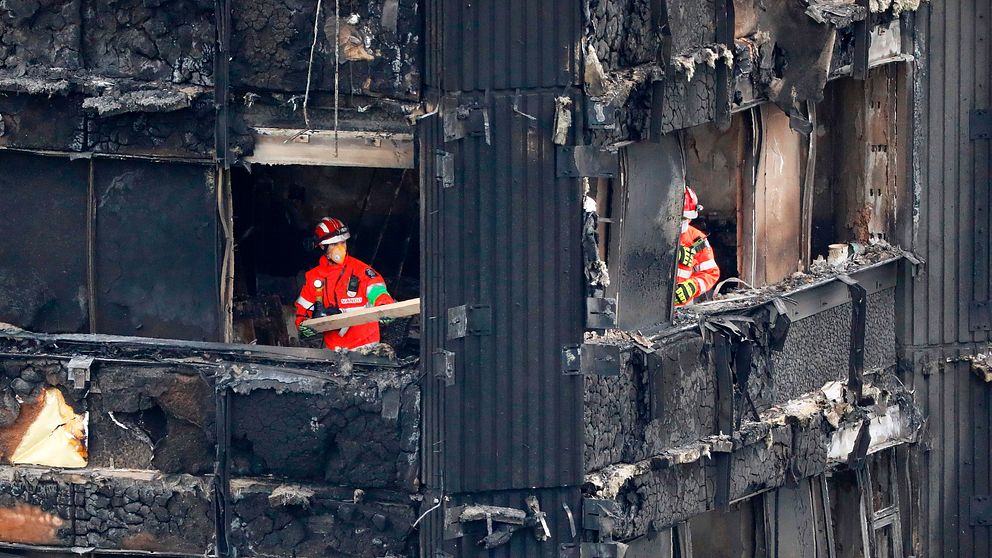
[
  {"left": 675, "top": 186, "right": 720, "bottom": 306},
  {"left": 295, "top": 217, "right": 395, "bottom": 350}
]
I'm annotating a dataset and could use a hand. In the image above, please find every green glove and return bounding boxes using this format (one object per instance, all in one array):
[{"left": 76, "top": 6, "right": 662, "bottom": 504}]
[
  {"left": 673, "top": 281, "right": 699, "bottom": 305},
  {"left": 379, "top": 316, "right": 395, "bottom": 326},
  {"left": 676, "top": 245, "right": 695, "bottom": 267},
  {"left": 299, "top": 325, "right": 318, "bottom": 338}
]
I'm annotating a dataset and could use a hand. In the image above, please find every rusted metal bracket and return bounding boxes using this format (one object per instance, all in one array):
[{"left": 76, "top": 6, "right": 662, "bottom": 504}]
[
  {"left": 586, "top": 297, "right": 617, "bottom": 330},
  {"left": 838, "top": 275, "right": 867, "bottom": 402},
  {"left": 66, "top": 355, "right": 94, "bottom": 390},
  {"left": 447, "top": 305, "right": 492, "bottom": 339},
  {"left": 556, "top": 146, "right": 619, "bottom": 178}
]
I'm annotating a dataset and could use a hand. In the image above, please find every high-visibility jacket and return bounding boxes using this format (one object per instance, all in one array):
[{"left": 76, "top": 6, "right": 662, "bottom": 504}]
[
  {"left": 295, "top": 254, "right": 394, "bottom": 350},
  {"left": 676, "top": 225, "right": 720, "bottom": 306}
]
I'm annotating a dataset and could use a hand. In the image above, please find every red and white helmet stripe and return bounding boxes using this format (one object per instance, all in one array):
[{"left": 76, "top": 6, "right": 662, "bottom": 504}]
[
  {"left": 683, "top": 185, "right": 701, "bottom": 219},
  {"left": 314, "top": 217, "right": 351, "bottom": 246}
]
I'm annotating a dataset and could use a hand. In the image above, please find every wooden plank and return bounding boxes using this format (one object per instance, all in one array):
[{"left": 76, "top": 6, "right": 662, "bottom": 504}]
[
  {"left": 302, "top": 299, "right": 420, "bottom": 331},
  {"left": 245, "top": 128, "right": 414, "bottom": 168}
]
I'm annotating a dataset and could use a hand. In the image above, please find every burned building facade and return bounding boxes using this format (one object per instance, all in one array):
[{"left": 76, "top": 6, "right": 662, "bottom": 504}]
[{"left": 0, "top": 0, "right": 988, "bottom": 557}]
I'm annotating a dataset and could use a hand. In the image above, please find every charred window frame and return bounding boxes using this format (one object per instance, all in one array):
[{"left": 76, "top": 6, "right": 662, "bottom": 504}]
[{"left": 678, "top": 63, "right": 908, "bottom": 298}]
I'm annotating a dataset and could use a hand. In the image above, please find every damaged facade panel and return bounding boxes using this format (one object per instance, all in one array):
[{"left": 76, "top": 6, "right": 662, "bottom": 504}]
[
  {"left": 586, "top": 376, "right": 920, "bottom": 542},
  {"left": 0, "top": 330, "right": 422, "bottom": 555},
  {"left": 229, "top": 479, "right": 417, "bottom": 558},
  {"left": 226, "top": 364, "right": 420, "bottom": 491},
  {"left": 0, "top": 95, "right": 86, "bottom": 152},
  {"left": 0, "top": 466, "right": 215, "bottom": 554},
  {"left": 584, "top": 332, "right": 715, "bottom": 472}
]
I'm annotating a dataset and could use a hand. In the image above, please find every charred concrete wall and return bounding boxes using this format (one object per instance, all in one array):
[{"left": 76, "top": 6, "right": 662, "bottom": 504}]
[
  {"left": 0, "top": 0, "right": 422, "bottom": 159},
  {"left": 584, "top": 263, "right": 900, "bottom": 482},
  {"left": 230, "top": 0, "right": 420, "bottom": 99},
  {"left": 587, "top": 381, "right": 919, "bottom": 542},
  {"left": 227, "top": 364, "right": 420, "bottom": 491},
  {"left": 0, "top": 466, "right": 215, "bottom": 554},
  {"left": 0, "top": 332, "right": 421, "bottom": 557},
  {"left": 584, "top": 333, "right": 715, "bottom": 472}
]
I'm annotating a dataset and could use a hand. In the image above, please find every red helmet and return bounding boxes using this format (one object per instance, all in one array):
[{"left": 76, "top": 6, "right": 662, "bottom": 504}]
[
  {"left": 683, "top": 186, "right": 703, "bottom": 219},
  {"left": 314, "top": 217, "right": 351, "bottom": 247}
]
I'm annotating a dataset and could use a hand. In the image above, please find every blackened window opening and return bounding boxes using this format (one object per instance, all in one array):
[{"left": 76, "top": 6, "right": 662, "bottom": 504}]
[{"left": 231, "top": 165, "right": 420, "bottom": 352}]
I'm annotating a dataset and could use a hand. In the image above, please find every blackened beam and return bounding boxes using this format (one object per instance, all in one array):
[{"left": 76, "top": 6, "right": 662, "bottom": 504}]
[
  {"left": 837, "top": 275, "right": 867, "bottom": 402},
  {"left": 714, "top": 0, "right": 735, "bottom": 130},
  {"left": 0, "top": 330, "right": 413, "bottom": 369},
  {"left": 214, "top": 387, "right": 232, "bottom": 558},
  {"left": 713, "top": 332, "right": 734, "bottom": 511},
  {"left": 214, "top": 0, "right": 232, "bottom": 168}
]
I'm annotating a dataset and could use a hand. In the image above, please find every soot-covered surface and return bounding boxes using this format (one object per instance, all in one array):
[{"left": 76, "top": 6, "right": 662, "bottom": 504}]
[
  {"left": 229, "top": 479, "right": 416, "bottom": 558},
  {"left": 228, "top": 364, "right": 420, "bottom": 491},
  {"left": 0, "top": 466, "right": 215, "bottom": 553}
]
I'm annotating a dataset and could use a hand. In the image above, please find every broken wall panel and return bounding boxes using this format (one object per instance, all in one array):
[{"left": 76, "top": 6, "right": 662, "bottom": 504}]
[
  {"left": 0, "top": 95, "right": 85, "bottom": 152},
  {"left": 86, "top": 101, "right": 216, "bottom": 159},
  {"left": 93, "top": 159, "right": 220, "bottom": 341},
  {"left": 229, "top": 479, "right": 416, "bottom": 558},
  {"left": 666, "top": 0, "right": 717, "bottom": 55},
  {"left": 0, "top": 152, "right": 90, "bottom": 334},
  {"left": 227, "top": 364, "right": 420, "bottom": 491},
  {"left": 0, "top": 466, "right": 215, "bottom": 554},
  {"left": 614, "top": 136, "right": 685, "bottom": 329},
  {"left": 584, "top": 333, "right": 716, "bottom": 472},
  {"left": 657, "top": 67, "right": 718, "bottom": 135},
  {"left": 0, "top": 360, "right": 87, "bottom": 469},
  {"left": 88, "top": 364, "right": 215, "bottom": 474},
  {"left": 230, "top": 0, "right": 420, "bottom": 100}
]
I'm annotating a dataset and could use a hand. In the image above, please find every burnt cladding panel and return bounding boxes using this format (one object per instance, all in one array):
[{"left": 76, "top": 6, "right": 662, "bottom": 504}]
[
  {"left": 911, "top": 1, "right": 991, "bottom": 348},
  {"left": 427, "top": 0, "right": 581, "bottom": 91},
  {"left": 616, "top": 136, "right": 684, "bottom": 330},
  {"left": 422, "top": 91, "right": 585, "bottom": 494},
  {"left": 909, "top": 3, "right": 992, "bottom": 557},
  {"left": 93, "top": 160, "right": 220, "bottom": 341},
  {"left": 0, "top": 153, "right": 89, "bottom": 333}
]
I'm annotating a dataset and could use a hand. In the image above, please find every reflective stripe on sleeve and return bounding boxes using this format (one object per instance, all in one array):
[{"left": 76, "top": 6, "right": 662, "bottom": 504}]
[
  {"left": 296, "top": 296, "right": 314, "bottom": 310},
  {"left": 694, "top": 277, "right": 707, "bottom": 293},
  {"left": 677, "top": 268, "right": 692, "bottom": 279},
  {"left": 697, "top": 259, "right": 718, "bottom": 271}
]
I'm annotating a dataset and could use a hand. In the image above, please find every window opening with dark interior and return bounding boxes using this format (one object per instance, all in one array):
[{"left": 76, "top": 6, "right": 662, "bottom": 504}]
[{"left": 230, "top": 164, "right": 419, "bottom": 356}]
